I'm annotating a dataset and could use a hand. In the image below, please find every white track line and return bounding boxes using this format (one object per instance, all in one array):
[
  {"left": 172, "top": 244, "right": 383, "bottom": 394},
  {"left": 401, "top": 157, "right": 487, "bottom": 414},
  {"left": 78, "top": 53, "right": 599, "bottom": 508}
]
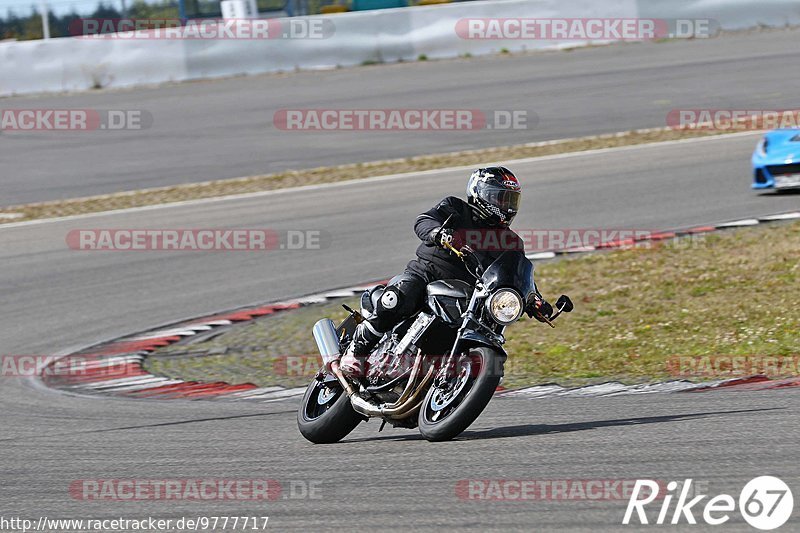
[
  {"left": 502, "top": 379, "right": 729, "bottom": 399},
  {"left": 95, "top": 379, "right": 185, "bottom": 392},
  {"left": 716, "top": 218, "right": 761, "bottom": 227},
  {"left": 760, "top": 212, "right": 800, "bottom": 221},
  {"left": 74, "top": 376, "right": 176, "bottom": 391},
  {"left": 218, "top": 386, "right": 286, "bottom": 399}
]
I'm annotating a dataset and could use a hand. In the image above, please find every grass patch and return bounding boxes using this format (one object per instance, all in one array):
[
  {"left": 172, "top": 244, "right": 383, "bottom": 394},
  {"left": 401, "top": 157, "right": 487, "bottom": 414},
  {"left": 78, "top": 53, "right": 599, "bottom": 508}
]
[
  {"left": 0, "top": 127, "right": 734, "bottom": 223},
  {"left": 146, "top": 221, "right": 800, "bottom": 388},
  {"left": 147, "top": 299, "right": 356, "bottom": 388}
]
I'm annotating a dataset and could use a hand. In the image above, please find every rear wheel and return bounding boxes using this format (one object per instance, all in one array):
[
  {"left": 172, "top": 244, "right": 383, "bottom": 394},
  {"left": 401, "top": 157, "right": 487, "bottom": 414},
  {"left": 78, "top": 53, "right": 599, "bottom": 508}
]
[
  {"left": 297, "top": 374, "right": 363, "bottom": 444},
  {"left": 418, "top": 347, "right": 504, "bottom": 442}
]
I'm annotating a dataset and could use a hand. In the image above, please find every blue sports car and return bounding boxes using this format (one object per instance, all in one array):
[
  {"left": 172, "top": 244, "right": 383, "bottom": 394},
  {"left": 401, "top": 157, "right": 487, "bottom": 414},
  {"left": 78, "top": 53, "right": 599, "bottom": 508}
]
[{"left": 752, "top": 129, "right": 800, "bottom": 191}]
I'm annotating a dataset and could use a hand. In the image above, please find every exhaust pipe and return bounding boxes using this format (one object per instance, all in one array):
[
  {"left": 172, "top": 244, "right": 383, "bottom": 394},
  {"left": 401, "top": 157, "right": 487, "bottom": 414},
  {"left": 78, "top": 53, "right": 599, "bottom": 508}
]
[
  {"left": 313, "top": 318, "right": 431, "bottom": 420},
  {"left": 312, "top": 319, "right": 370, "bottom": 411},
  {"left": 312, "top": 318, "right": 341, "bottom": 372},
  {"left": 312, "top": 318, "right": 363, "bottom": 405}
]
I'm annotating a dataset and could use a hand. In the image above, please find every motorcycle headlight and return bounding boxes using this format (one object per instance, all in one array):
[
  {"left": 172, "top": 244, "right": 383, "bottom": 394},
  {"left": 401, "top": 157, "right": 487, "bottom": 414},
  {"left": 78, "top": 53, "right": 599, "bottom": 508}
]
[{"left": 486, "top": 289, "right": 523, "bottom": 325}]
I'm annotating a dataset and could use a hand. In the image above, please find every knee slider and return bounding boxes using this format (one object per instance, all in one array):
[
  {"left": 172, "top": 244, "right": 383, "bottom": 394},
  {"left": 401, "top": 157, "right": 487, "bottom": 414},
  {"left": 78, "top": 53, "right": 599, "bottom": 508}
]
[{"left": 379, "top": 286, "right": 402, "bottom": 312}]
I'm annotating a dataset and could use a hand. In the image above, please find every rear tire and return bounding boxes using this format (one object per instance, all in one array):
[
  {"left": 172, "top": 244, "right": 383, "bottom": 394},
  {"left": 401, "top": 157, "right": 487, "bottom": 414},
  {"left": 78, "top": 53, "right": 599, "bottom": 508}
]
[
  {"left": 418, "top": 347, "right": 504, "bottom": 442},
  {"left": 297, "top": 375, "right": 363, "bottom": 444}
]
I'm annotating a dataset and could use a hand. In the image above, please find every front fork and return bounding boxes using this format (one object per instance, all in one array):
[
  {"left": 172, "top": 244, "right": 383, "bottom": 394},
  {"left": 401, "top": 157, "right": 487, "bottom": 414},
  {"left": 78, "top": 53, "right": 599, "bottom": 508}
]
[{"left": 436, "top": 284, "right": 505, "bottom": 387}]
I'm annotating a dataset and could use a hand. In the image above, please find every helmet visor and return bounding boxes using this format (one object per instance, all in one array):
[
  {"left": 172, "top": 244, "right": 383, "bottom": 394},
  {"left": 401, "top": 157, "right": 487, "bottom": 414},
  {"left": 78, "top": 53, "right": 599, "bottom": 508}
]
[{"left": 476, "top": 182, "right": 521, "bottom": 216}]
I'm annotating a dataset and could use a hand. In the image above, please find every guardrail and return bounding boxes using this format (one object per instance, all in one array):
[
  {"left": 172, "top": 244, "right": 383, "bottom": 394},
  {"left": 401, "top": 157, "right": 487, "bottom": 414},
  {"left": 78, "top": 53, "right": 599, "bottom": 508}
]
[{"left": 1, "top": 0, "right": 798, "bottom": 96}]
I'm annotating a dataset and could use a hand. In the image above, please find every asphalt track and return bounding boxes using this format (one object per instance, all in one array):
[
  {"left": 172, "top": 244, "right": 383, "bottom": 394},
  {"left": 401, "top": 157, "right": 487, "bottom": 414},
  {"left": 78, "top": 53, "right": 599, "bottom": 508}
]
[
  {"left": 1, "top": 133, "right": 799, "bottom": 531},
  {"left": 2, "top": 27, "right": 800, "bottom": 206}
]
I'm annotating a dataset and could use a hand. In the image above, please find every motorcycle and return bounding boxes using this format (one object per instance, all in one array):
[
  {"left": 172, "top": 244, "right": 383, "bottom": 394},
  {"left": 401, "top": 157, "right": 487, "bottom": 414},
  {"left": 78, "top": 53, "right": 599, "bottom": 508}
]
[{"left": 297, "top": 239, "right": 573, "bottom": 443}]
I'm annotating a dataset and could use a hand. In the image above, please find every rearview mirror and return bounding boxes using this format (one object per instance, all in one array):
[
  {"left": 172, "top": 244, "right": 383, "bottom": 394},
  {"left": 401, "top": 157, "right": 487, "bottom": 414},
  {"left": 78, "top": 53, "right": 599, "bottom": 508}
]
[{"left": 556, "top": 295, "right": 573, "bottom": 313}]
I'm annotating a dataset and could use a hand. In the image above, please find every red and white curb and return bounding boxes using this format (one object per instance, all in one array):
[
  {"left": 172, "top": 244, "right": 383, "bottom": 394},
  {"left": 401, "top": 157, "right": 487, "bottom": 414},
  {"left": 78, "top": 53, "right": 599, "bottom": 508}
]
[
  {"left": 40, "top": 211, "right": 800, "bottom": 402},
  {"left": 41, "top": 282, "right": 387, "bottom": 403},
  {"left": 499, "top": 375, "right": 800, "bottom": 399}
]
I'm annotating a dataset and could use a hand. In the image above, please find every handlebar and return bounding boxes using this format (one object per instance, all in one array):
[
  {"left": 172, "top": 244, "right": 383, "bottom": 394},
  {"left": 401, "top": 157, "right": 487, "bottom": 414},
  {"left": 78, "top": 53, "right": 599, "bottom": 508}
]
[
  {"left": 537, "top": 295, "right": 574, "bottom": 327},
  {"left": 442, "top": 240, "right": 465, "bottom": 259},
  {"left": 440, "top": 214, "right": 573, "bottom": 327}
]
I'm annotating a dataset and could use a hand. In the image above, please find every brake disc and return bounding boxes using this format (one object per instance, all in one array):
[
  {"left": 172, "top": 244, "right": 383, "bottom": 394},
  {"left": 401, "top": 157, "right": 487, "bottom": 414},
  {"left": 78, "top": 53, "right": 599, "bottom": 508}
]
[
  {"left": 429, "top": 358, "right": 472, "bottom": 412},
  {"left": 317, "top": 385, "right": 338, "bottom": 405}
]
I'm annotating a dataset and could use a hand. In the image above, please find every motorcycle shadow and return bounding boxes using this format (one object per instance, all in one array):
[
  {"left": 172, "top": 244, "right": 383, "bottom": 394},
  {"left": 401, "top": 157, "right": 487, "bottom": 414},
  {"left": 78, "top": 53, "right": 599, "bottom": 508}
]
[
  {"left": 341, "top": 407, "right": 782, "bottom": 443},
  {"left": 457, "top": 407, "right": 782, "bottom": 441}
]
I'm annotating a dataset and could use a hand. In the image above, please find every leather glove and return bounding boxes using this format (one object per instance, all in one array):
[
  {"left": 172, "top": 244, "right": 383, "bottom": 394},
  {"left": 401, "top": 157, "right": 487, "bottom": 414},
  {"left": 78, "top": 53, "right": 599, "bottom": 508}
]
[
  {"left": 430, "top": 227, "right": 455, "bottom": 249},
  {"left": 526, "top": 295, "right": 553, "bottom": 322}
]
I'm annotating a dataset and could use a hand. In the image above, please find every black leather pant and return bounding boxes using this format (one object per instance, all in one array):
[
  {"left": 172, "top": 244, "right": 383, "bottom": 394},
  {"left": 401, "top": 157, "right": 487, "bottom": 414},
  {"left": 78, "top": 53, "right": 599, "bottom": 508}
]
[
  {"left": 351, "top": 271, "right": 428, "bottom": 355},
  {"left": 369, "top": 271, "right": 428, "bottom": 332}
]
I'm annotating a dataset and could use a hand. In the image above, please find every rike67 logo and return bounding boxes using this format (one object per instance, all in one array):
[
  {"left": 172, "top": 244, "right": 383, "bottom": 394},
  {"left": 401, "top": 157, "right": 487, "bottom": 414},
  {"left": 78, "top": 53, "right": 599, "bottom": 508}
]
[{"left": 623, "top": 477, "right": 793, "bottom": 530}]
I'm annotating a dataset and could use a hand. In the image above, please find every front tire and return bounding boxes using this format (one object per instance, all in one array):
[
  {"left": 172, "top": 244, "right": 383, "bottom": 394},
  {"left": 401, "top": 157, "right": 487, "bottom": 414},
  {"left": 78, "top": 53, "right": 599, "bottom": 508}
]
[
  {"left": 297, "top": 375, "right": 363, "bottom": 444},
  {"left": 418, "top": 347, "right": 504, "bottom": 442}
]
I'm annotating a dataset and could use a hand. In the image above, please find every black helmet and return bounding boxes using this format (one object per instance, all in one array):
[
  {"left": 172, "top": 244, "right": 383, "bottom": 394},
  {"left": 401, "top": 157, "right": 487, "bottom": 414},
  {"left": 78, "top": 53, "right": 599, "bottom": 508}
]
[{"left": 466, "top": 166, "right": 521, "bottom": 227}]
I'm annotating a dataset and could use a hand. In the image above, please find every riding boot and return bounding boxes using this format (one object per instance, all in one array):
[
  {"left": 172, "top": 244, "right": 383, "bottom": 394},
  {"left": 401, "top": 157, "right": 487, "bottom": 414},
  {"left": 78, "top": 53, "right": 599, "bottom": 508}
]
[{"left": 339, "top": 321, "right": 382, "bottom": 376}]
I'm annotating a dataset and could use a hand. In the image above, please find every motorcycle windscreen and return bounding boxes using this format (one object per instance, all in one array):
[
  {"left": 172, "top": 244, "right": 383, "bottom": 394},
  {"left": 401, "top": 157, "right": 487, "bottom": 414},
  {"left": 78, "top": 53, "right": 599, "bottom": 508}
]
[{"left": 481, "top": 250, "right": 535, "bottom": 297}]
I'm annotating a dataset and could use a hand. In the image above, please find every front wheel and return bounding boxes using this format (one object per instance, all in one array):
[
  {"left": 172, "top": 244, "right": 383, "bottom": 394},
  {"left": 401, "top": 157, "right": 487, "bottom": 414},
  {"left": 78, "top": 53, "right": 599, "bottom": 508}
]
[
  {"left": 418, "top": 346, "right": 505, "bottom": 442},
  {"left": 297, "top": 374, "right": 363, "bottom": 444}
]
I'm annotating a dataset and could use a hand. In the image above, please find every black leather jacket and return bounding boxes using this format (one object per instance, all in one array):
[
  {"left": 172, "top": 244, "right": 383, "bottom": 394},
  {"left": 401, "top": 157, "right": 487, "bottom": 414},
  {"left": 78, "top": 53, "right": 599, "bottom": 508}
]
[{"left": 406, "top": 196, "right": 525, "bottom": 283}]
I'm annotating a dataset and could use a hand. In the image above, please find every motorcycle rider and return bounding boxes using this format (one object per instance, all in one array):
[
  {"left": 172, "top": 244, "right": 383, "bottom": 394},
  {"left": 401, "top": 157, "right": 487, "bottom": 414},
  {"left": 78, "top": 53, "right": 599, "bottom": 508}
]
[{"left": 340, "top": 166, "right": 553, "bottom": 376}]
